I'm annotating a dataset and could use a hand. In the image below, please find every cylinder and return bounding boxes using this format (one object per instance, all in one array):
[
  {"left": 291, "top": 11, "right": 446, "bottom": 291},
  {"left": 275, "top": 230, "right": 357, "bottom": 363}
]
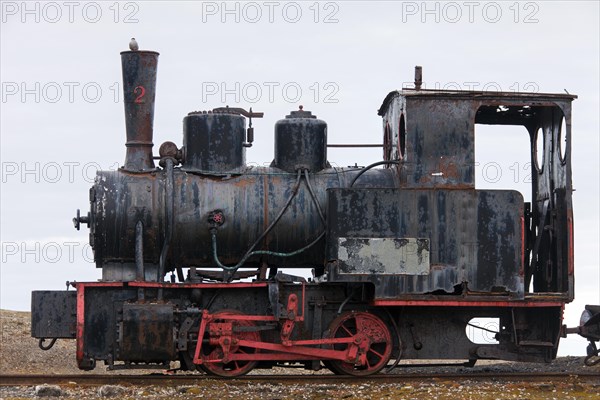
[
  {"left": 120, "top": 50, "right": 159, "bottom": 171},
  {"left": 182, "top": 112, "right": 246, "bottom": 173},
  {"left": 273, "top": 107, "right": 328, "bottom": 173}
]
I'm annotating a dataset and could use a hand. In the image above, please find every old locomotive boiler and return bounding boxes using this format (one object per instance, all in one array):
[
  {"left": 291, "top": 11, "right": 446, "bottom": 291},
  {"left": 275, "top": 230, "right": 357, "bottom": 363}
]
[{"left": 31, "top": 41, "right": 599, "bottom": 376}]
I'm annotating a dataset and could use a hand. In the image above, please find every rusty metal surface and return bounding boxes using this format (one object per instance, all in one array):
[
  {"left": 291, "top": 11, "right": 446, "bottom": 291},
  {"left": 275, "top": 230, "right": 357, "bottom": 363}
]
[
  {"left": 337, "top": 238, "right": 430, "bottom": 275},
  {"left": 89, "top": 167, "right": 395, "bottom": 277},
  {"left": 119, "top": 303, "right": 175, "bottom": 362},
  {"left": 378, "top": 91, "right": 574, "bottom": 300},
  {"left": 120, "top": 50, "right": 159, "bottom": 172},
  {"left": 183, "top": 112, "right": 246, "bottom": 173},
  {"left": 327, "top": 188, "right": 524, "bottom": 298},
  {"left": 31, "top": 291, "right": 76, "bottom": 339},
  {"left": 379, "top": 95, "right": 475, "bottom": 188},
  {"left": 66, "top": 283, "right": 565, "bottom": 370},
  {"left": 273, "top": 107, "right": 328, "bottom": 173},
  {"left": 379, "top": 90, "right": 577, "bottom": 113}
]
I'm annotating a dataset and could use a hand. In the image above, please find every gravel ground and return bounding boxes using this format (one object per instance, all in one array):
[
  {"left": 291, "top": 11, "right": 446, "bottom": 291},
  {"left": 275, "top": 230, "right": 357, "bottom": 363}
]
[{"left": 2, "top": 309, "right": 599, "bottom": 399}]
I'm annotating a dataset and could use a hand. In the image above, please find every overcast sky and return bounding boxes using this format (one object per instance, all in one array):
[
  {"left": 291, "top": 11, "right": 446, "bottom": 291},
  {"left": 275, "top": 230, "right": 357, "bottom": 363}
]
[{"left": 1, "top": 1, "right": 598, "bottom": 356}]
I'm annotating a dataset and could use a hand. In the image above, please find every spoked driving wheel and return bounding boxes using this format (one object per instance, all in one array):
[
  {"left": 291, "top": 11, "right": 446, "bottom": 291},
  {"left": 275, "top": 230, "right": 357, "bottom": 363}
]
[
  {"left": 326, "top": 311, "right": 392, "bottom": 376},
  {"left": 199, "top": 310, "right": 261, "bottom": 377}
]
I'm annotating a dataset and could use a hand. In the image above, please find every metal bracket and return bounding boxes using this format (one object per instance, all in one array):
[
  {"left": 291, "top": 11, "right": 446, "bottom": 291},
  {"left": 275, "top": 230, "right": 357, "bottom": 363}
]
[
  {"left": 176, "top": 317, "right": 195, "bottom": 351},
  {"left": 212, "top": 106, "right": 264, "bottom": 148},
  {"left": 280, "top": 294, "right": 298, "bottom": 345}
]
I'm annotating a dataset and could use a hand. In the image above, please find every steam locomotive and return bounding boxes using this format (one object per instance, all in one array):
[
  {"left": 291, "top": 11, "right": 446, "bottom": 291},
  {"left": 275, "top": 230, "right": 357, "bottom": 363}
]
[{"left": 31, "top": 41, "right": 599, "bottom": 376}]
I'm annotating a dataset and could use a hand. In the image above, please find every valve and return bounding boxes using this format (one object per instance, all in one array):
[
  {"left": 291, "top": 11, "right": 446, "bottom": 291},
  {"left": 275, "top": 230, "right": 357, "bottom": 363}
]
[
  {"left": 208, "top": 210, "right": 225, "bottom": 227},
  {"left": 73, "top": 209, "right": 90, "bottom": 231}
]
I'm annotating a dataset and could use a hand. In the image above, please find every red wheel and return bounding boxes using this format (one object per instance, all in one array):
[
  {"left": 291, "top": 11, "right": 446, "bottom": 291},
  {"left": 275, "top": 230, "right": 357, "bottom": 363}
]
[
  {"left": 199, "top": 311, "right": 260, "bottom": 377},
  {"left": 326, "top": 311, "right": 392, "bottom": 376}
]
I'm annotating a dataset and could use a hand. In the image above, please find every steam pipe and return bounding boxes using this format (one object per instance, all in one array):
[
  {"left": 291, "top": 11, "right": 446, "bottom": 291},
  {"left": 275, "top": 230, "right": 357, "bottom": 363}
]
[
  {"left": 135, "top": 220, "right": 145, "bottom": 300},
  {"left": 349, "top": 160, "right": 400, "bottom": 187},
  {"left": 304, "top": 169, "right": 326, "bottom": 225},
  {"left": 135, "top": 220, "right": 145, "bottom": 281},
  {"left": 158, "top": 157, "right": 175, "bottom": 299}
]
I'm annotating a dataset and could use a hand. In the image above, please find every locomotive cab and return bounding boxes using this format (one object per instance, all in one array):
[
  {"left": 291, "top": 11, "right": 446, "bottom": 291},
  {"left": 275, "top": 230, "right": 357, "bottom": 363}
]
[{"left": 368, "top": 88, "right": 576, "bottom": 300}]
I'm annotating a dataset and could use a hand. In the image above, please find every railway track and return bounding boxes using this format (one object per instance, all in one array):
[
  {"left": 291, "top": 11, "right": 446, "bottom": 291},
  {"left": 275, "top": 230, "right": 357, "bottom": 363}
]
[{"left": 2, "top": 371, "right": 599, "bottom": 386}]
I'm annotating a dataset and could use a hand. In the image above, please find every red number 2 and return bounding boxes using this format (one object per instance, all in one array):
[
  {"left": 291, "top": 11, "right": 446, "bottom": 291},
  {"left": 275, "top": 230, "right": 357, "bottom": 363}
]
[{"left": 134, "top": 86, "right": 146, "bottom": 103}]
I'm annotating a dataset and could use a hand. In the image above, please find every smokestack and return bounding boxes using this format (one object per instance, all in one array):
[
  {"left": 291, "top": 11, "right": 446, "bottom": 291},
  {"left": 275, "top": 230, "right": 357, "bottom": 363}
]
[{"left": 120, "top": 39, "right": 159, "bottom": 171}]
